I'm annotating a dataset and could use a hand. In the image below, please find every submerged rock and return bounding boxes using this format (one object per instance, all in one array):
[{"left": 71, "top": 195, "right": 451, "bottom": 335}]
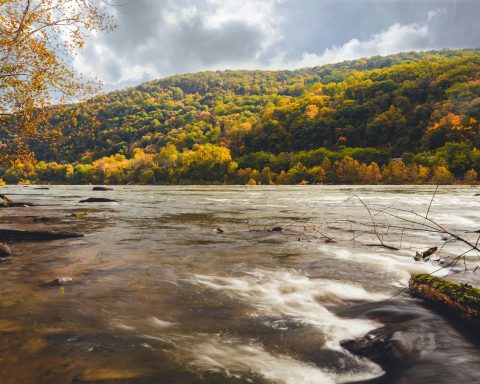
[
  {"left": 41, "top": 277, "right": 73, "bottom": 287},
  {"left": 0, "top": 243, "right": 12, "bottom": 256},
  {"left": 79, "top": 197, "right": 117, "bottom": 203},
  {"left": 0, "top": 229, "right": 84, "bottom": 241},
  {"left": 92, "top": 186, "right": 113, "bottom": 191},
  {"left": 409, "top": 273, "right": 480, "bottom": 326},
  {"left": 32, "top": 216, "right": 52, "bottom": 222}
]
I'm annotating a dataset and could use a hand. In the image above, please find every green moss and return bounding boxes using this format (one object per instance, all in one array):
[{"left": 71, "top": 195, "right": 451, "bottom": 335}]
[{"left": 411, "top": 274, "right": 480, "bottom": 310}]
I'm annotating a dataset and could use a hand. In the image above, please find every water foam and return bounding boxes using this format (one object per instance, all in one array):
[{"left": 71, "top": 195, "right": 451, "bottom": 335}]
[
  {"left": 192, "top": 269, "right": 384, "bottom": 349},
  {"left": 333, "top": 248, "right": 438, "bottom": 285},
  {"left": 188, "top": 335, "right": 383, "bottom": 384}
]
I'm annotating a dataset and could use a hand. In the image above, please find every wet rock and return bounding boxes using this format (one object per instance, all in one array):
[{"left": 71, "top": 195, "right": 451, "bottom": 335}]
[
  {"left": 0, "top": 193, "right": 35, "bottom": 207},
  {"left": 213, "top": 228, "right": 225, "bottom": 233},
  {"left": 269, "top": 226, "right": 283, "bottom": 232},
  {"left": 32, "top": 216, "right": 52, "bottom": 222},
  {"left": 92, "top": 186, "right": 113, "bottom": 191},
  {"left": 409, "top": 273, "right": 480, "bottom": 326},
  {"left": 0, "top": 229, "right": 84, "bottom": 241},
  {"left": 79, "top": 197, "right": 117, "bottom": 203},
  {"left": 34, "top": 187, "right": 50, "bottom": 190},
  {"left": 341, "top": 327, "right": 415, "bottom": 370},
  {"left": 41, "top": 277, "right": 73, "bottom": 287},
  {"left": 65, "top": 212, "right": 88, "bottom": 219},
  {"left": 0, "top": 243, "right": 11, "bottom": 256}
]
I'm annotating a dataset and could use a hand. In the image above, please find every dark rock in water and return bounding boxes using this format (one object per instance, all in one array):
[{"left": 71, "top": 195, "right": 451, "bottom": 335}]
[
  {"left": 32, "top": 216, "right": 52, "bottom": 222},
  {"left": 213, "top": 228, "right": 225, "bottom": 233},
  {"left": 0, "top": 229, "right": 83, "bottom": 241},
  {"left": 0, "top": 243, "right": 12, "bottom": 256},
  {"left": 92, "top": 186, "right": 113, "bottom": 191},
  {"left": 341, "top": 327, "right": 417, "bottom": 370},
  {"left": 41, "top": 277, "right": 73, "bottom": 287},
  {"left": 34, "top": 187, "right": 50, "bottom": 190},
  {"left": 0, "top": 193, "right": 35, "bottom": 207},
  {"left": 79, "top": 197, "right": 117, "bottom": 203},
  {"left": 269, "top": 226, "right": 283, "bottom": 232}
]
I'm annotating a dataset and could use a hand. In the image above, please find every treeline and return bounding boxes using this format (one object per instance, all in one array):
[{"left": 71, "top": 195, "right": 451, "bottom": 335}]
[
  {"left": 23, "top": 49, "right": 479, "bottom": 162},
  {"left": 2, "top": 49, "right": 480, "bottom": 185},
  {"left": 1, "top": 143, "right": 477, "bottom": 185}
]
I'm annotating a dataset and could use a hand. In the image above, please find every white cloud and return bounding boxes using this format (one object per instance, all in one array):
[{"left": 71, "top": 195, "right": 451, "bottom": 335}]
[{"left": 270, "top": 22, "right": 431, "bottom": 69}]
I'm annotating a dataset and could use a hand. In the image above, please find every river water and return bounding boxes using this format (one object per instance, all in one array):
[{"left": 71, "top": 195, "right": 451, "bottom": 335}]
[{"left": 0, "top": 185, "right": 479, "bottom": 384}]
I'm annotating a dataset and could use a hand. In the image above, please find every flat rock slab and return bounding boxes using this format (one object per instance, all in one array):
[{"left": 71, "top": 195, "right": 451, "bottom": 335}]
[
  {"left": 0, "top": 202, "right": 36, "bottom": 207},
  {"left": 79, "top": 197, "right": 117, "bottom": 203},
  {"left": 92, "top": 186, "right": 113, "bottom": 191},
  {"left": 0, "top": 229, "right": 84, "bottom": 241}
]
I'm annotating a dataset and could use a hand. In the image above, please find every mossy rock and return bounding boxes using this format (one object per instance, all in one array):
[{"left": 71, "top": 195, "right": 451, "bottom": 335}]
[{"left": 409, "top": 274, "right": 480, "bottom": 325}]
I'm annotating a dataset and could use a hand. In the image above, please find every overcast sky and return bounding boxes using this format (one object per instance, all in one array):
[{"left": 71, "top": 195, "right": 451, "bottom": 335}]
[{"left": 77, "top": 0, "right": 480, "bottom": 91}]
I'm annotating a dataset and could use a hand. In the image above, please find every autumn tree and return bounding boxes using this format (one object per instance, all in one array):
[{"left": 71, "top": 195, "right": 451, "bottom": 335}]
[
  {"left": 334, "top": 156, "right": 360, "bottom": 184},
  {"left": 430, "top": 166, "right": 455, "bottom": 185},
  {"left": 0, "top": 0, "right": 113, "bottom": 164},
  {"left": 464, "top": 169, "right": 478, "bottom": 184}
]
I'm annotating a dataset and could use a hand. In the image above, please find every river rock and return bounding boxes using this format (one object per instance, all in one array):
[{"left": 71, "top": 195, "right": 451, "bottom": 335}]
[
  {"left": 269, "top": 226, "right": 283, "bottom": 232},
  {"left": 341, "top": 327, "right": 414, "bottom": 370},
  {"left": 32, "top": 216, "right": 52, "bottom": 222},
  {"left": 79, "top": 197, "right": 117, "bottom": 203},
  {"left": 42, "top": 277, "right": 73, "bottom": 287},
  {"left": 0, "top": 193, "right": 36, "bottom": 207},
  {"left": 0, "top": 243, "right": 12, "bottom": 256},
  {"left": 0, "top": 229, "right": 84, "bottom": 241},
  {"left": 92, "top": 186, "right": 113, "bottom": 191}
]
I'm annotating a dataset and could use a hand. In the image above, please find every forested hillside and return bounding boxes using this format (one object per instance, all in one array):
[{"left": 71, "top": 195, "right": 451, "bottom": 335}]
[{"left": 2, "top": 49, "right": 480, "bottom": 184}]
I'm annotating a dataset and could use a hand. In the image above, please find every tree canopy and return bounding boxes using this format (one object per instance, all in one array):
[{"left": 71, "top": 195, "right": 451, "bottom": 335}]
[{"left": 0, "top": 0, "right": 113, "bottom": 164}]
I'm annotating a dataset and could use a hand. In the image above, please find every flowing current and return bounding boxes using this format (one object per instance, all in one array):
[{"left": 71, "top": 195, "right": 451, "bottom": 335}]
[{"left": 0, "top": 185, "right": 479, "bottom": 383}]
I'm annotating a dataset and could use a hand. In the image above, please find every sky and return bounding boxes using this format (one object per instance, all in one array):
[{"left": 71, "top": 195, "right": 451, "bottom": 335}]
[{"left": 76, "top": 0, "right": 480, "bottom": 91}]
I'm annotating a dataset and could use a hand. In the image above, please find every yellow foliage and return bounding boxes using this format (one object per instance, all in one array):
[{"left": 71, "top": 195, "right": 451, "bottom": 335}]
[
  {"left": 304, "top": 104, "right": 319, "bottom": 119},
  {"left": 464, "top": 169, "right": 478, "bottom": 184},
  {"left": 0, "top": 0, "right": 113, "bottom": 165}
]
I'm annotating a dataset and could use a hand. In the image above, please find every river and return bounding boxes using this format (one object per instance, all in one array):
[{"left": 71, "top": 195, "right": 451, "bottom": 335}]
[{"left": 0, "top": 185, "right": 479, "bottom": 383}]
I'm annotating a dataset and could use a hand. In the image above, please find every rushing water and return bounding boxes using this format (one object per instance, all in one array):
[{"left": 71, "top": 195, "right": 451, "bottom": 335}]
[{"left": 0, "top": 185, "right": 480, "bottom": 384}]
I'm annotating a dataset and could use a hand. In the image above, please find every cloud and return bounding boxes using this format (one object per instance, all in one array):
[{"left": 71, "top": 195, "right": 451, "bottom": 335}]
[
  {"left": 75, "top": 0, "right": 283, "bottom": 88},
  {"left": 72, "top": 1, "right": 480, "bottom": 90},
  {"left": 270, "top": 11, "right": 444, "bottom": 69}
]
